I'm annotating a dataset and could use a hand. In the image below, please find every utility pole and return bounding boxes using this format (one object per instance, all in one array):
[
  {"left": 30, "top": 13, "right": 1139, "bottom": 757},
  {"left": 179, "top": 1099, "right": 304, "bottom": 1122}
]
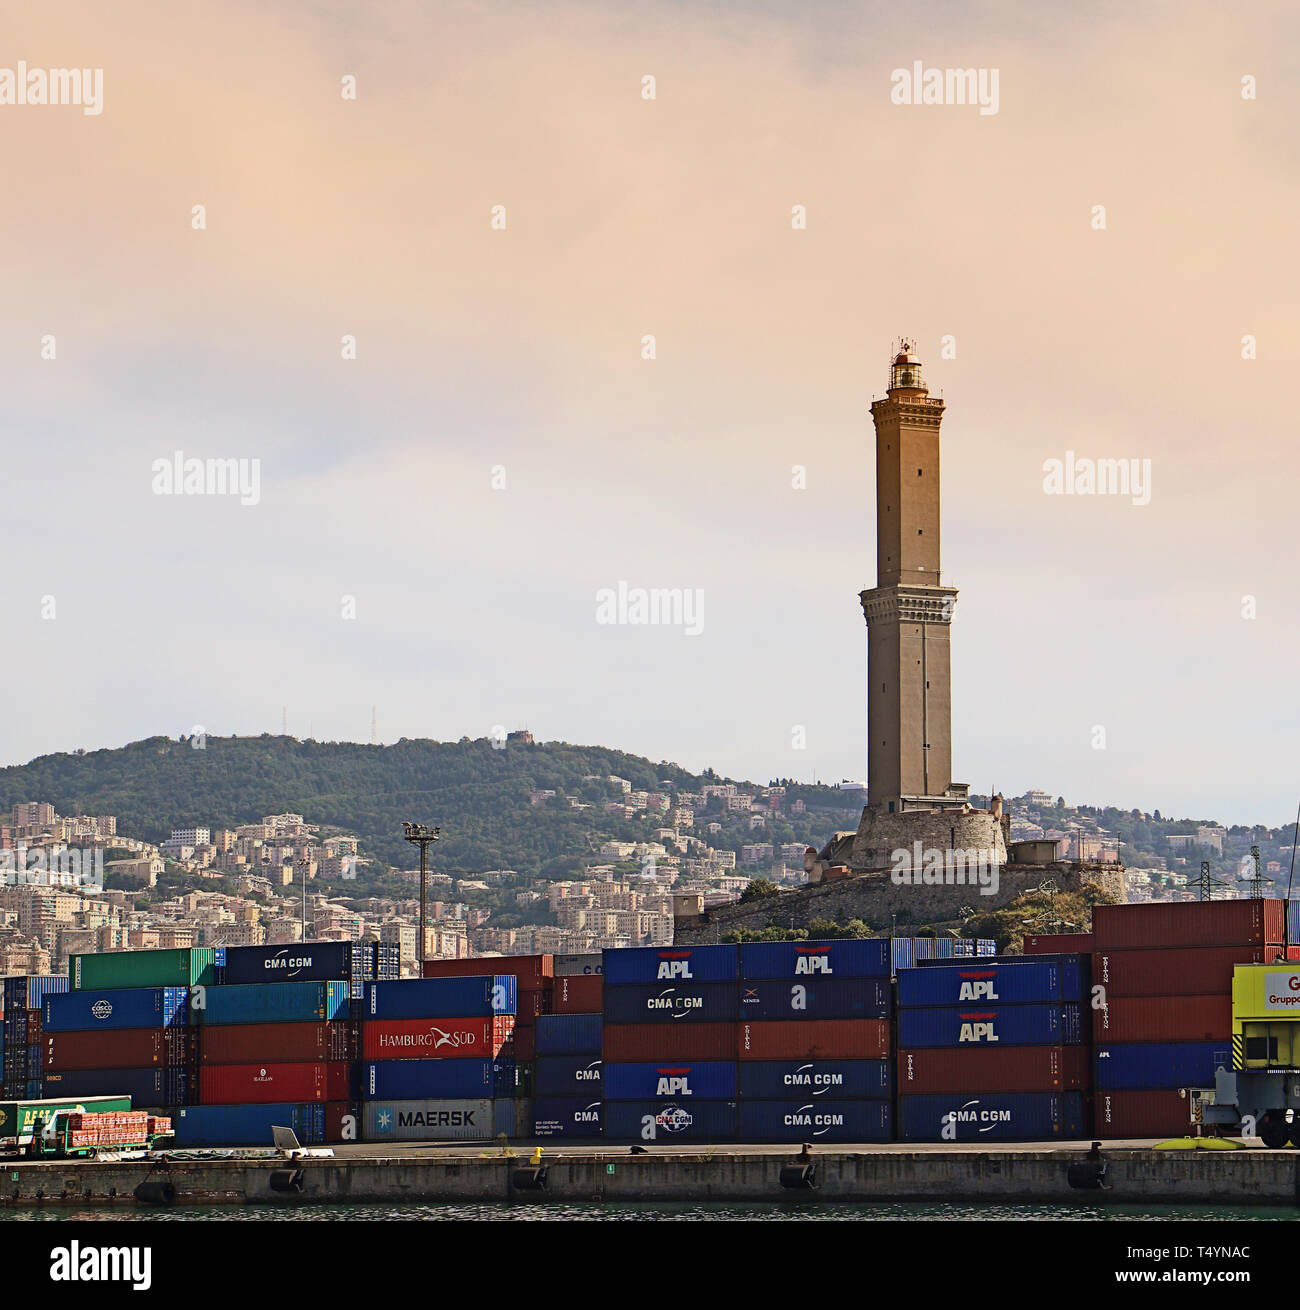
[
  {"left": 1248, "top": 844, "right": 1264, "bottom": 900},
  {"left": 402, "top": 823, "right": 442, "bottom": 964},
  {"left": 297, "top": 856, "right": 311, "bottom": 941}
]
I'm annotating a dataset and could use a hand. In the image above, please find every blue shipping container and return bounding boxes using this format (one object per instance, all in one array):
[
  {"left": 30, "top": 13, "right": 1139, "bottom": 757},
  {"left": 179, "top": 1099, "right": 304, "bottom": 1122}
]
[
  {"left": 738, "top": 939, "right": 890, "bottom": 981},
  {"left": 897, "top": 1003, "right": 1083, "bottom": 1048},
  {"left": 43, "top": 1065, "right": 191, "bottom": 1105},
  {"left": 364, "top": 977, "right": 516, "bottom": 1020},
  {"left": 534, "top": 1054, "right": 604, "bottom": 1097},
  {"left": 603, "top": 1061, "right": 737, "bottom": 1101},
  {"left": 173, "top": 1102, "right": 326, "bottom": 1147},
  {"left": 602, "top": 983, "right": 737, "bottom": 1025},
  {"left": 736, "top": 1059, "right": 892, "bottom": 1101},
  {"left": 361, "top": 1059, "right": 514, "bottom": 1100},
  {"left": 898, "top": 1092, "right": 1086, "bottom": 1142},
  {"left": 3, "top": 976, "right": 69, "bottom": 1009},
  {"left": 531, "top": 1097, "right": 603, "bottom": 1138},
  {"left": 737, "top": 978, "right": 890, "bottom": 1021},
  {"left": 602, "top": 945, "right": 738, "bottom": 986},
  {"left": 1095, "top": 1042, "right": 1230, "bottom": 1091},
  {"left": 201, "top": 981, "right": 349, "bottom": 1026},
  {"left": 42, "top": 987, "right": 190, "bottom": 1032},
  {"left": 1288, "top": 900, "right": 1300, "bottom": 945},
  {"left": 220, "top": 942, "right": 373, "bottom": 985},
  {"left": 602, "top": 1099, "right": 737, "bottom": 1144},
  {"left": 915, "top": 952, "right": 1090, "bottom": 969},
  {"left": 535, "top": 1014, "right": 603, "bottom": 1055},
  {"left": 898, "top": 961, "right": 1084, "bottom": 1007},
  {"left": 739, "top": 1099, "right": 892, "bottom": 1143},
  {"left": 891, "top": 938, "right": 915, "bottom": 973}
]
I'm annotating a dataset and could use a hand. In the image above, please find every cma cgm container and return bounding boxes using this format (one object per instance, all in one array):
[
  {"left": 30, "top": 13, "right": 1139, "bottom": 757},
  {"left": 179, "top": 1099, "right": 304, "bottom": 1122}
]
[
  {"left": 736, "top": 1059, "right": 891, "bottom": 1100},
  {"left": 737, "top": 979, "right": 890, "bottom": 1021},
  {"left": 554, "top": 953, "right": 603, "bottom": 976},
  {"left": 552, "top": 975, "right": 603, "bottom": 1014},
  {"left": 199, "top": 1021, "right": 355, "bottom": 1065},
  {"left": 1091, "top": 900, "right": 1284, "bottom": 951},
  {"left": 70, "top": 948, "right": 219, "bottom": 991},
  {"left": 422, "top": 955, "right": 553, "bottom": 990},
  {"left": 362, "top": 1017, "right": 515, "bottom": 1061},
  {"left": 220, "top": 942, "right": 373, "bottom": 986},
  {"left": 0, "top": 1095, "right": 131, "bottom": 1146},
  {"left": 43, "top": 1066, "right": 191, "bottom": 1105},
  {"left": 738, "top": 1019, "right": 890, "bottom": 1062},
  {"left": 897, "top": 1004, "right": 1083, "bottom": 1048},
  {"left": 739, "top": 1099, "right": 891, "bottom": 1143},
  {"left": 603, "top": 1023, "right": 737, "bottom": 1062},
  {"left": 602, "top": 945, "right": 738, "bottom": 986},
  {"left": 898, "top": 961, "right": 1084, "bottom": 1008},
  {"left": 535, "top": 1014, "right": 602, "bottom": 1055},
  {"left": 364, "top": 977, "right": 516, "bottom": 1020},
  {"left": 531, "top": 1097, "right": 602, "bottom": 1138},
  {"left": 202, "top": 981, "right": 348, "bottom": 1026},
  {"left": 604, "top": 983, "right": 737, "bottom": 1025},
  {"left": 738, "top": 939, "right": 890, "bottom": 981},
  {"left": 603, "top": 1060, "right": 737, "bottom": 1100},
  {"left": 42, "top": 1028, "right": 195, "bottom": 1072},
  {"left": 602, "top": 1099, "right": 737, "bottom": 1144},
  {"left": 1095, "top": 1041, "right": 1229, "bottom": 1090},
  {"left": 1024, "top": 934, "right": 1094, "bottom": 955},
  {"left": 1095, "top": 995, "right": 1232, "bottom": 1043},
  {"left": 898, "top": 1046, "right": 1091, "bottom": 1095},
  {"left": 1095, "top": 1089, "right": 1192, "bottom": 1138},
  {"left": 173, "top": 1101, "right": 328, "bottom": 1147},
  {"left": 199, "top": 1061, "right": 352, "bottom": 1104},
  {"left": 534, "top": 1055, "right": 603, "bottom": 1097},
  {"left": 43, "top": 987, "right": 190, "bottom": 1033},
  {"left": 3, "top": 976, "right": 68, "bottom": 1009},
  {"left": 360, "top": 1058, "right": 514, "bottom": 1100},
  {"left": 899, "top": 1092, "right": 1086, "bottom": 1141},
  {"left": 1094, "top": 947, "right": 1269, "bottom": 998},
  {"left": 361, "top": 1098, "right": 516, "bottom": 1141}
]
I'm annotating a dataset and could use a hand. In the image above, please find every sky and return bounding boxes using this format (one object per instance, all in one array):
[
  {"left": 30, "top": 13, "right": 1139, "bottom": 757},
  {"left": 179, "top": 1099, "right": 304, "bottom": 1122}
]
[{"left": 2, "top": 0, "right": 1298, "bottom": 827}]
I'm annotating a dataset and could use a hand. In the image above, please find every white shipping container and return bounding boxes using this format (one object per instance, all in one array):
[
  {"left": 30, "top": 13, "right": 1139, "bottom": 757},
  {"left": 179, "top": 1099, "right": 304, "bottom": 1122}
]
[
  {"left": 554, "top": 953, "right": 603, "bottom": 977},
  {"left": 361, "top": 1098, "right": 517, "bottom": 1142}
]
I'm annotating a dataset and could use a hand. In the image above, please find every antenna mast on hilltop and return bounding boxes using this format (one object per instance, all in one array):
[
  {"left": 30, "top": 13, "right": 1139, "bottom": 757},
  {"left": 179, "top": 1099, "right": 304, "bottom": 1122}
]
[{"left": 371, "top": 706, "right": 378, "bottom": 746}]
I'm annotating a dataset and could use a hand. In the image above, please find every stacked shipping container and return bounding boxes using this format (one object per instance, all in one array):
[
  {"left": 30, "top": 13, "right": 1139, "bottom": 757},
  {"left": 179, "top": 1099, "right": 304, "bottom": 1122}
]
[{"left": 2, "top": 975, "right": 66, "bottom": 1100}]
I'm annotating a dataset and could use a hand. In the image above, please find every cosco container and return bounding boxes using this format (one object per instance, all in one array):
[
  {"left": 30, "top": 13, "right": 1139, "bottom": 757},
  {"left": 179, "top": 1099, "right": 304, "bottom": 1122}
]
[
  {"left": 602, "top": 1022, "right": 738, "bottom": 1062},
  {"left": 0, "top": 1095, "right": 132, "bottom": 1145},
  {"left": 554, "top": 953, "right": 603, "bottom": 976},
  {"left": 364, "top": 976, "right": 516, "bottom": 1020},
  {"left": 42, "top": 1028, "right": 195, "bottom": 1072},
  {"left": 1094, "top": 946, "right": 1268, "bottom": 998},
  {"left": 422, "top": 955, "right": 553, "bottom": 990},
  {"left": 1094, "top": 1089, "right": 1193, "bottom": 1138},
  {"left": 361, "top": 1098, "right": 516, "bottom": 1141},
  {"left": 43, "top": 1065, "right": 191, "bottom": 1105},
  {"left": 1095, "top": 995, "right": 1232, "bottom": 1043},
  {"left": 2, "top": 976, "right": 68, "bottom": 1009},
  {"left": 736, "top": 1059, "right": 891, "bottom": 1100},
  {"left": 1091, "top": 900, "right": 1284, "bottom": 951},
  {"left": 220, "top": 942, "right": 374, "bottom": 986},
  {"left": 898, "top": 1092, "right": 1086, "bottom": 1141},
  {"left": 738, "top": 939, "right": 890, "bottom": 981},
  {"left": 531, "top": 1097, "right": 603, "bottom": 1138},
  {"left": 603, "top": 1060, "right": 737, "bottom": 1100},
  {"left": 552, "top": 975, "right": 603, "bottom": 1014},
  {"left": 535, "top": 1014, "right": 602, "bottom": 1055},
  {"left": 362, "top": 1016, "right": 515, "bottom": 1060},
  {"left": 602, "top": 1099, "right": 737, "bottom": 1143},
  {"left": 898, "top": 1045, "right": 1091, "bottom": 1094},
  {"left": 603, "top": 983, "right": 737, "bottom": 1025},
  {"left": 360, "top": 1058, "right": 514, "bottom": 1100},
  {"left": 534, "top": 1054, "right": 603, "bottom": 1097},
  {"left": 897, "top": 1003, "right": 1083, "bottom": 1048},
  {"left": 43, "top": 987, "right": 190, "bottom": 1033},
  {"left": 602, "top": 945, "right": 738, "bottom": 986},
  {"left": 199, "top": 1021, "right": 355, "bottom": 1065},
  {"left": 737, "top": 978, "right": 890, "bottom": 1021},
  {"left": 738, "top": 1099, "right": 891, "bottom": 1143},
  {"left": 898, "top": 961, "right": 1084, "bottom": 1008},
  {"left": 738, "top": 1019, "right": 890, "bottom": 1061},
  {"left": 199, "top": 1061, "right": 352, "bottom": 1104},
  {"left": 70, "top": 948, "right": 219, "bottom": 992},
  {"left": 1095, "top": 1041, "right": 1230, "bottom": 1090},
  {"left": 173, "top": 1101, "right": 327, "bottom": 1147},
  {"left": 201, "top": 981, "right": 349, "bottom": 1026}
]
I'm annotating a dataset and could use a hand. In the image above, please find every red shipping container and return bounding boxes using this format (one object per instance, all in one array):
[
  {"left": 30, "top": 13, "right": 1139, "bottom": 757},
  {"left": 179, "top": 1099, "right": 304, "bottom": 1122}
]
[
  {"left": 512, "top": 1023, "right": 535, "bottom": 1061},
  {"left": 325, "top": 1101, "right": 359, "bottom": 1143},
  {"left": 1094, "top": 1089, "right": 1192, "bottom": 1139},
  {"left": 1095, "top": 995, "right": 1232, "bottom": 1043},
  {"left": 1092, "top": 900, "right": 1284, "bottom": 951},
  {"left": 602, "top": 1022, "right": 739, "bottom": 1062},
  {"left": 199, "top": 1021, "right": 356, "bottom": 1065},
  {"left": 738, "top": 1019, "right": 890, "bottom": 1061},
  {"left": 42, "top": 1028, "right": 195, "bottom": 1072},
  {"left": 1289, "top": 946, "right": 1300, "bottom": 961},
  {"left": 516, "top": 988, "right": 552, "bottom": 1021},
  {"left": 422, "top": 954, "right": 553, "bottom": 990},
  {"left": 362, "top": 1016, "right": 515, "bottom": 1061},
  {"left": 199, "top": 1061, "right": 351, "bottom": 1105},
  {"left": 1024, "top": 934, "right": 1094, "bottom": 955},
  {"left": 552, "top": 975, "right": 603, "bottom": 1014},
  {"left": 898, "top": 1045, "right": 1091, "bottom": 1094},
  {"left": 1093, "top": 946, "right": 1268, "bottom": 998}
]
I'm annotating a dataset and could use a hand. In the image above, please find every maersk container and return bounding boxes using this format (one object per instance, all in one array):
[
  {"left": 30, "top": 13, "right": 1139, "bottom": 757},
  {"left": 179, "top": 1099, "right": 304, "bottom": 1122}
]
[
  {"left": 535, "top": 1014, "right": 602, "bottom": 1055},
  {"left": 531, "top": 1097, "right": 603, "bottom": 1138},
  {"left": 1095, "top": 1041, "right": 1230, "bottom": 1090},
  {"left": 1094, "top": 946, "right": 1267, "bottom": 998},
  {"left": 603, "top": 983, "right": 737, "bottom": 1025},
  {"left": 1091, "top": 899, "right": 1285, "bottom": 951},
  {"left": 738, "top": 939, "right": 890, "bottom": 982},
  {"left": 201, "top": 981, "right": 349, "bottom": 1026},
  {"left": 3, "top": 976, "right": 68, "bottom": 1009},
  {"left": 898, "top": 1045, "right": 1092, "bottom": 1094},
  {"left": 738, "top": 1019, "right": 890, "bottom": 1062},
  {"left": 898, "top": 961, "right": 1084, "bottom": 1008},
  {"left": 898, "top": 1092, "right": 1086, "bottom": 1141},
  {"left": 422, "top": 955, "right": 553, "bottom": 990},
  {"left": 554, "top": 953, "right": 603, "bottom": 977},
  {"left": 70, "top": 948, "right": 218, "bottom": 992},
  {"left": 1095, "top": 995, "right": 1232, "bottom": 1043},
  {"left": 603, "top": 1060, "right": 737, "bottom": 1100},
  {"left": 0, "top": 1095, "right": 132, "bottom": 1145},
  {"left": 42, "top": 987, "right": 190, "bottom": 1033},
  {"left": 602, "top": 945, "right": 738, "bottom": 986},
  {"left": 534, "top": 1054, "right": 603, "bottom": 1097},
  {"left": 172, "top": 1101, "right": 326, "bottom": 1147},
  {"left": 360, "top": 1058, "right": 515, "bottom": 1100},
  {"left": 361, "top": 1098, "right": 516, "bottom": 1141},
  {"left": 199, "top": 1061, "right": 352, "bottom": 1104},
  {"left": 602, "top": 1022, "right": 738, "bottom": 1062},
  {"left": 737, "top": 978, "right": 890, "bottom": 1022},
  {"left": 220, "top": 942, "right": 374, "bottom": 986},
  {"left": 898, "top": 1003, "right": 1083, "bottom": 1048},
  {"left": 43, "top": 1065, "right": 191, "bottom": 1105},
  {"left": 364, "top": 976, "right": 516, "bottom": 1020},
  {"left": 739, "top": 1099, "right": 892, "bottom": 1143},
  {"left": 736, "top": 1059, "right": 892, "bottom": 1100},
  {"left": 603, "top": 1099, "right": 737, "bottom": 1143}
]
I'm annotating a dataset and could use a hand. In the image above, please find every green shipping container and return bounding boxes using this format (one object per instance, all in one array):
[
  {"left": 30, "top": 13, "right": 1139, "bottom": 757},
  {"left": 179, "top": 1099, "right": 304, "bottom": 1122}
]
[
  {"left": 70, "top": 947, "right": 218, "bottom": 991},
  {"left": 0, "top": 1096, "right": 132, "bottom": 1145}
]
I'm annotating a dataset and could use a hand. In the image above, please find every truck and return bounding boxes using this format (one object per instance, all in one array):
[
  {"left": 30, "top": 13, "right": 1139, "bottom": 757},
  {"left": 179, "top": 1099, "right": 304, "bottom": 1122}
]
[
  {"left": 0, "top": 1096, "right": 132, "bottom": 1153},
  {"left": 34, "top": 1109, "right": 173, "bottom": 1158}
]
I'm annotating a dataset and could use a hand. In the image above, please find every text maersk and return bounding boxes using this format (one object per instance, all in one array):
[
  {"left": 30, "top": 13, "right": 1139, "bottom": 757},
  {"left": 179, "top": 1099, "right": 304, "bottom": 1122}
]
[{"left": 398, "top": 1110, "right": 478, "bottom": 1127}]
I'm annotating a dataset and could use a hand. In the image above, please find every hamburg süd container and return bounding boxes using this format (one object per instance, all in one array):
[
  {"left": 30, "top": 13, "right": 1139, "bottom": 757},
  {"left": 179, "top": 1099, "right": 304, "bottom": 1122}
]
[
  {"left": 897, "top": 1045, "right": 1091, "bottom": 1095},
  {"left": 1093, "top": 946, "right": 1269, "bottom": 998},
  {"left": 198, "top": 1021, "right": 355, "bottom": 1065},
  {"left": 601, "top": 1022, "right": 739, "bottom": 1062},
  {"left": 898, "top": 1092, "right": 1086, "bottom": 1142},
  {"left": 738, "top": 1099, "right": 891, "bottom": 1143},
  {"left": 898, "top": 960, "right": 1084, "bottom": 1008},
  {"left": 531, "top": 1097, "right": 603, "bottom": 1138},
  {"left": 1094, "top": 1089, "right": 1193, "bottom": 1138},
  {"left": 361, "top": 1098, "right": 516, "bottom": 1141},
  {"left": 0, "top": 1095, "right": 132, "bottom": 1145},
  {"left": 172, "top": 1101, "right": 328, "bottom": 1147},
  {"left": 42, "top": 1028, "right": 195, "bottom": 1072},
  {"left": 1091, "top": 900, "right": 1285, "bottom": 951},
  {"left": 364, "top": 977, "right": 517, "bottom": 1020},
  {"left": 737, "top": 978, "right": 890, "bottom": 1022},
  {"left": 738, "top": 938, "right": 890, "bottom": 981},
  {"left": 1094, "top": 1041, "right": 1229, "bottom": 1090},
  {"left": 42, "top": 987, "right": 190, "bottom": 1033},
  {"left": 897, "top": 1003, "right": 1083, "bottom": 1048},
  {"left": 535, "top": 1014, "right": 602, "bottom": 1055},
  {"left": 422, "top": 955, "right": 553, "bottom": 990},
  {"left": 70, "top": 947, "right": 219, "bottom": 992},
  {"left": 360, "top": 1058, "right": 514, "bottom": 1100},
  {"left": 1230, "top": 963, "right": 1300, "bottom": 1019},
  {"left": 602, "top": 944, "right": 738, "bottom": 986},
  {"left": 361, "top": 1016, "right": 516, "bottom": 1060},
  {"left": 602, "top": 983, "right": 737, "bottom": 1025},
  {"left": 735, "top": 1059, "right": 892, "bottom": 1101},
  {"left": 552, "top": 975, "right": 603, "bottom": 1014},
  {"left": 1095, "top": 995, "right": 1232, "bottom": 1043},
  {"left": 601, "top": 1099, "right": 737, "bottom": 1144},
  {"left": 200, "top": 981, "right": 349, "bottom": 1026},
  {"left": 198, "top": 1061, "right": 352, "bottom": 1104},
  {"left": 553, "top": 953, "right": 603, "bottom": 976},
  {"left": 738, "top": 1019, "right": 890, "bottom": 1062},
  {"left": 43, "top": 1065, "right": 191, "bottom": 1105},
  {"left": 602, "top": 1060, "right": 737, "bottom": 1101},
  {"left": 534, "top": 1054, "right": 603, "bottom": 1097},
  {"left": 219, "top": 942, "right": 374, "bottom": 986}
]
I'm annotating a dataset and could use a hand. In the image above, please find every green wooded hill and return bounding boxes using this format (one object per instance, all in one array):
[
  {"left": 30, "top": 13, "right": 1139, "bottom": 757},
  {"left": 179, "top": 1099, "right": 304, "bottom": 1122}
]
[{"left": 0, "top": 735, "right": 861, "bottom": 881}]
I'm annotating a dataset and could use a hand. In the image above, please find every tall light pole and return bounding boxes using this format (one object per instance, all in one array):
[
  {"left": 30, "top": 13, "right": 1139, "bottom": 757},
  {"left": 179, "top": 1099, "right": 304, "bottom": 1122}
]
[
  {"left": 297, "top": 856, "right": 312, "bottom": 942},
  {"left": 402, "top": 823, "right": 441, "bottom": 965}
]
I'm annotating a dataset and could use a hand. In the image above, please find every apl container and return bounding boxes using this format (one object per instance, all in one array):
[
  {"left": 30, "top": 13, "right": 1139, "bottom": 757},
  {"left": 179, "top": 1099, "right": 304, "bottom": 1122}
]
[
  {"left": 738, "top": 1099, "right": 892, "bottom": 1143},
  {"left": 737, "top": 978, "right": 890, "bottom": 1021},
  {"left": 602, "top": 945, "right": 738, "bottom": 986},
  {"left": 201, "top": 981, "right": 349, "bottom": 1026},
  {"left": 1091, "top": 900, "right": 1285, "bottom": 951},
  {"left": 220, "top": 942, "right": 374, "bottom": 986},
  {"left": 1095, "top": 1041, "right": 1230, "bottom": 1090},
  {"left": 534, "top": 1055, "right": 603, "bottom": 1097},
  {"left": 43, "top": 987, "right": 190, "bottom": 1032},
  {"left": 738, "top": 939, "right": 890, "bottom": 981},
  {"left": 1094, "top": 1089, "right": 1193, "bottom": 1138},
  {"left": 362, "top": 1016, "right": 515, "bottom": 1060},
  {"left": 535, "top": 1014, "right": 602, "bottom": 1055},
  {"left": 43, "top": 1066, "right": 191, "bottom": 1105},
  {"left": 422, "top": 955, "right": 553, "bottom": 990},
  {"left": 361, "top": 1098, "right": 516, "bottom": 1141},
  {"left": 738, "top": 1019, "right": 890, "bottom": 1061},
  {"left": 554, "top": 953, "right": 603, "bottom": 976},
  {"left": 70, "top": 948, "right": 219, "bottom": 991},
  {"left": 603, "top": 1061, "right": 737, "bottom": 1100},
  {"left": 602, "top": 1022, "right": 739, "bottom": 1062},
  {"left": 364, "top": 977, "right": 516, "bottom": 1020},
  {"left": 199, "top": 1021, "right": 355, "bottom": 1065},
  {"left": 736, "top": 1059, "right": 892, "bottom": 1100},
  {"left": 897, "top": 1004, "right": 1083, "bottom": 1048},
  {"left": 898, "top": 1092, "right": 1086, "bottom": 1141},
  {"left": 531, "top": 1097, "right": 603, "bottom": 1138},
  {"left": 898, "top": 1046, "right": 1091, "bottom": 1094},
  {"left": 603, "top": 983, "right": 738, "bottom": 1024},
  {"left": 199, "top": 1061, "right": 352, "bottom": 1104},
  {"left": 360, "top": 1058, "right": 514, "bottom": 1100},
  {"left": 602, "top": 1099, "right": 737, "bottom": 1143},
  {"left": 42, "top": 1028, "right": 195, "bottom": 1072},
  {"left": 1094, "top": 947, "right": 1269, "bottom": 998},
  {"left": 1095, "top": 995, "right": 1232, "bottom": 1043},
  {"left": 172, "top": 1101, "right": 327, "bottom": 1147},
  {"left": 898, "top": 961, "right": 1084, "bottom": 1007}
]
